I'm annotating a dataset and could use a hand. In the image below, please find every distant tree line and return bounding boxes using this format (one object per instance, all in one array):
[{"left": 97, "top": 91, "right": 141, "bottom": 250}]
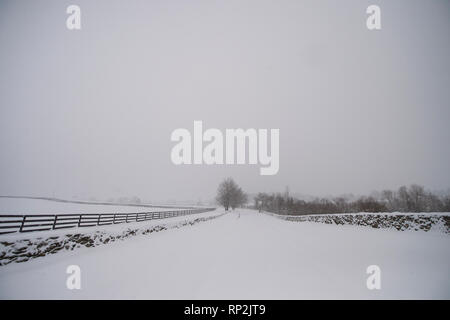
[{"left": 254, "top": 184, "right": 450, "bottom": 215}]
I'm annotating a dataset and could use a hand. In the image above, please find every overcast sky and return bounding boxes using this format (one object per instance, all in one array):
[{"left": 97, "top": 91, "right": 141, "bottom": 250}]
[{"left": 0, "top": 0, "right": 449, "bottom": 203}]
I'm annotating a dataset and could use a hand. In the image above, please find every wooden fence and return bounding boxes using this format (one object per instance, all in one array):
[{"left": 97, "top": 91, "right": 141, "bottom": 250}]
[{"left": 0, "top": 208, "right": 215, "bottom": 235}]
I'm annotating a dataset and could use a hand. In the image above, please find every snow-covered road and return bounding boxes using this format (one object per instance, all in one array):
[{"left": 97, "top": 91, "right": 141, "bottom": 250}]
[{"left": 0, "top": 209, "right": 449, "bottom": 299}]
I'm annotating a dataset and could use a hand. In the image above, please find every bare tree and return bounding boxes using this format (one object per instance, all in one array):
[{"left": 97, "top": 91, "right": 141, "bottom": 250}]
[
  {"left": 408, "top": 184, "right": 425, "bottom": 212},
  {"left": 397, "top": 186, "right": 411, "bottom": 212},
  {"left": 216, "top": 178, "right": 247, "bottom": 211},
  {"left": 381, "top": 189, "right": 395, "bottom": 211}
]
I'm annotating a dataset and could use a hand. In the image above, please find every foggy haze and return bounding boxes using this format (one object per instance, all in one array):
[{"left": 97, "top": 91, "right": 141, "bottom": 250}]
[{"left": 0, "top": 0, "right": 449, "bottom": 203}]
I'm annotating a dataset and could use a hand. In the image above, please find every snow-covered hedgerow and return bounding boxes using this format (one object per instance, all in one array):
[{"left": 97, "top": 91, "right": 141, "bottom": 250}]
[
  {"left": 270, "top": 212, "right": 450, "bottom": 234},
  {"left": 0, "top": 212, "right": 226, "bottom": 266}
]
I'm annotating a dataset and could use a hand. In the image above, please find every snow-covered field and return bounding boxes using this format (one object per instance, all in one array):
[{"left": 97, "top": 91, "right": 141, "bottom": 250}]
[
  {"left": 0, "top": 209, "right": 448, "bottom": 299},
  {"left": 0, "top": 197, "right": 178, "bottom": 215}
]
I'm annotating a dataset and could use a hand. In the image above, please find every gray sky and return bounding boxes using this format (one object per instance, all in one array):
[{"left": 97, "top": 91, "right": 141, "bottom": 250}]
[{"left": 1, "top": 0, "right": 449, "bottom": 203}]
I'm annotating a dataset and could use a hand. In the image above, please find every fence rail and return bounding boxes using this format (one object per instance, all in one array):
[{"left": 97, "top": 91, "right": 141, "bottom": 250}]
[{"left": 0, "top": 208, "right": 215, "bottom": 235}]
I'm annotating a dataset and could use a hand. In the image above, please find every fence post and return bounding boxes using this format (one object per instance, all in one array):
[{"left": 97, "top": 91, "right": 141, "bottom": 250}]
[
  {"left": 97, "top": 214, "right": 101, "bottom": 225},
  {"left": 53, "top": 215, "right": 58, "bottom": 229},
  {"left": 113, "top": 214, "right": 116, "bottom": 224},
  {"left": 19, "top": 216, "right": 26, "bottom": 232},
  {"left": 78, "top": 215, "right": 82, "bottom": 227}
]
